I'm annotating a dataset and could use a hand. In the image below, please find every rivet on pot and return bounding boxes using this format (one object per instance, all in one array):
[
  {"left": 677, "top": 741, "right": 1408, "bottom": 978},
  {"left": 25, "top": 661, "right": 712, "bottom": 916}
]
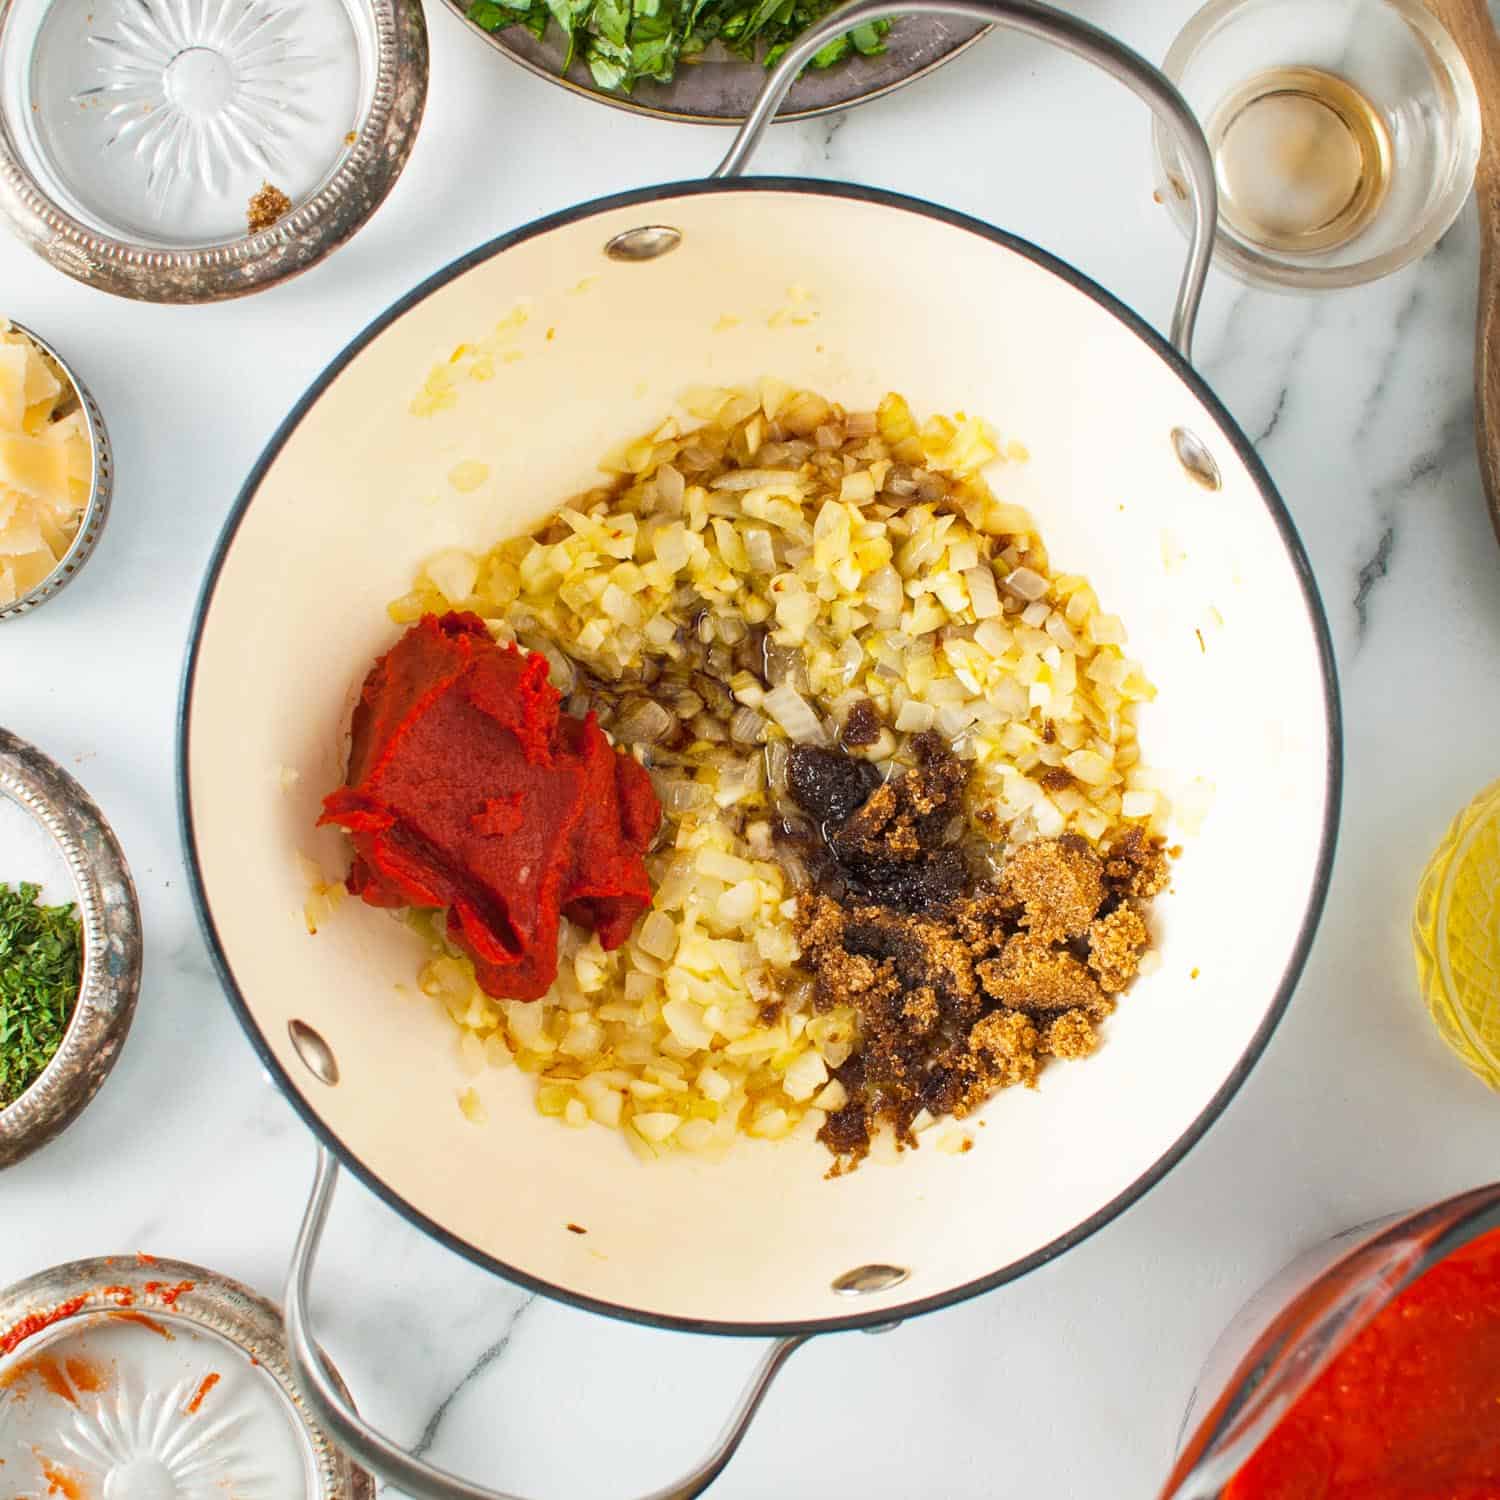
[
  {"left": 1171, "top": 427, "right": 1223, "bottom": 491},
  {"left": 289, "top": 1020, "right": 340, "bottom": 1086},
  {"left": 832, "top": 1264, "right": 910, "bottom": 1296},
  {"left": 604, "top": 226, "right": 683, "bottom": 262}
]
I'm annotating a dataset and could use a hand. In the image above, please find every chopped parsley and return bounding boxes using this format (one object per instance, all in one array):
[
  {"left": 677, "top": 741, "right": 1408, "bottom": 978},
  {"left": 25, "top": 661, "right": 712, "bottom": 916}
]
[
  {"left": 0, "top": 881, "right": 82, "bottom": 1110},
  {"left": 466, "top": 0, "right": 890, "bottom": 93}
]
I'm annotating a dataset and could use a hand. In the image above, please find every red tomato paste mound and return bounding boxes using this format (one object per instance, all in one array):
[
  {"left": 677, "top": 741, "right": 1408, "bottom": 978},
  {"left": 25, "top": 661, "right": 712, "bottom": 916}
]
[
  {"left": 1226, "top": 1225, "right": 1500, "bottom": 1500},
  {"left": 320, "top": 612, "right": 661, "bottom": 1001}
]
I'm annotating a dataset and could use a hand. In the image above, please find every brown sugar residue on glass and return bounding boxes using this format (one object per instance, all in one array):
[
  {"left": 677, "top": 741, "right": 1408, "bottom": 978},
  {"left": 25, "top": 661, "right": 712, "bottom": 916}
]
[
  {"left": 247, "top": 183, "right": 292, "bottom": 233},
  {"left": 785, "top": 737, "right": 1167, "bottom": 1171}
]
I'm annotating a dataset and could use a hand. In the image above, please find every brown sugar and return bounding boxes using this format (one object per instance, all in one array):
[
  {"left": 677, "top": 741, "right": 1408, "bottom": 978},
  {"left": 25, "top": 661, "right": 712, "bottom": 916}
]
[
  {"left": 808, "top": 940, "right": 900, "bottom": 1013},
  {"left": 1042, "top": 1009, "right": 1099, "bottom": 1059},
  {"left": 840, "top": 698, "right": 883, "bottom": 748},
  {"left": 1102, "top": 825, "right": 1171, "bottom": 900},
  {"left": 1088, "top": 904, "right": 1149, "bottom": 993},
  {"left": 247, "top": 183, "right": 292, "bottom": 234},
  {"left": 965, "top": 1010, "right": 1041, "bottom": 1092},
  {"left": 950, "top": 888, "right": 1017, "bottom": 956},
  {"left": 998, "top": 833, "right": 1105, "bottom": 943},
  {"left": 977, "top": 934, "right": 1103, "bottom": 1011},
  {"left": 823, "top": 733, "right": 971, "bottom": 910},
  {"left": 901, "top": 985, "right": 941, "bottom": 1034},
  {"left": 839, "top": 782, "right": 921, "bottom": 858},
  {"left": 783, "top": 738, "right": 1170, "bottom": 1168},
  {"left": 794, "top": 893, "right": 847, "bottom": 955},
  {"left": 840, "top": 907, "right": 978, "bottom": 1013}
]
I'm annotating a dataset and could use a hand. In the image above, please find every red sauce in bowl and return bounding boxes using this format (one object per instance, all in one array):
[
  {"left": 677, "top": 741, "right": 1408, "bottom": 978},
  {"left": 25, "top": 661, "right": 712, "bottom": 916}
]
[{"left": 1226, "top": 1226, "right": 1500, "bottom": 1499}]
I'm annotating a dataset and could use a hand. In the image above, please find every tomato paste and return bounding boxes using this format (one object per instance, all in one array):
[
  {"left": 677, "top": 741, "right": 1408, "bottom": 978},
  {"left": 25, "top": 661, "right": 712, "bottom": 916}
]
[
  {"left": 320, "top": 612, "right": 660, "bottom": 1001},
  {"left": 1226, "top": 1226, "right": 1500, "bottom": 1500}
]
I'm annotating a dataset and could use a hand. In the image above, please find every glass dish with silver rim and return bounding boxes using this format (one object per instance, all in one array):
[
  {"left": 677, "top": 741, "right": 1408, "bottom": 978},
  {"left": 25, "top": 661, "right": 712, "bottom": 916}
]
[
  {"left": 0, "top": 0, "right": 428, "bottom": 301},
  {"left": 0, "top": 1255, "right": 374, "bottom": 1498}
]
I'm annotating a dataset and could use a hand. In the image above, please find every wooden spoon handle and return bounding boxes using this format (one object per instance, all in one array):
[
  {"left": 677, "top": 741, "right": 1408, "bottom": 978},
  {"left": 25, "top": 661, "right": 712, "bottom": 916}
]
[{"left": 1425, "top": 0, "right": 1500, "bottom": 545}]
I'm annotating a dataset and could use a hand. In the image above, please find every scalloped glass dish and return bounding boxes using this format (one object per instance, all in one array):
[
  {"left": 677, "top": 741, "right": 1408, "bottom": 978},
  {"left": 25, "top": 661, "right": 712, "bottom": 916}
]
[
  {"left": 0, "top": 1314, "right": 312, "bottom": 1496},
  {"left": 0, "top": 1259, "right": 372, "bottom": 1497},
  {"left": 0, "top": 0, "right": 375, "bottom": 248}
]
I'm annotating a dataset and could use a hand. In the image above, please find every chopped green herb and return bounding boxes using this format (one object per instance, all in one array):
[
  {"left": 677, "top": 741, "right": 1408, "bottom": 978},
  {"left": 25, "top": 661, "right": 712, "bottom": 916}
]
[
  {"left": 808, "top": 33, "right": 850, "bottom": 66},
  {"left": 467, "top": 0, "right": 889, "bottom": 93},
  {"left": 0, "top": 881, "right": 82, "bottom": 1110}
]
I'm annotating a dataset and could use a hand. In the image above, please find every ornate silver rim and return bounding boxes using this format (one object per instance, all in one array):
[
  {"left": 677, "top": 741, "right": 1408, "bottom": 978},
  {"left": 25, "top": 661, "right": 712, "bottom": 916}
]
[
  {"left": 0, "top": 729, "right": 142, "bottom": 1169},
  {"left": 0, "top": 0, "right": 429, "bottom": 302},
  {"left": 0, "top": 1256, "right": 376, "bottom": 1498},
  {"left": 0, "top": 322, "right": 113, "bottom": 622}
]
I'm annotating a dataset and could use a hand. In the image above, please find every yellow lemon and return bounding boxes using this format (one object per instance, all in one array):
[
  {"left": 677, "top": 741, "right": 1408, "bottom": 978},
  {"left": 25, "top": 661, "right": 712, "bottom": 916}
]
[{"left": 1414, "top": 780, "right": 1500, "bottom": 1088}]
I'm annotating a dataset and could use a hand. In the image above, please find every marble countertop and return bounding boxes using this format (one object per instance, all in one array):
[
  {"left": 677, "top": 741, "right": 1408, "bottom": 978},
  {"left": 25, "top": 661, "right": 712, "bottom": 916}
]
[{"left": 4, "top": 1, "right": 1500, "bottom": 1494}]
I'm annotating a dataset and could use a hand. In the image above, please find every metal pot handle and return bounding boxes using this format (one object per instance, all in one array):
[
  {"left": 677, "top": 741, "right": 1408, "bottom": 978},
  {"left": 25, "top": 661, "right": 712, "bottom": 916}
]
[
  {"left": 712, "top": 0, "right": 1217, "bottom": 361},
  {"left": 284, "top": 1146, "right": 810, "bottom": 1500}
]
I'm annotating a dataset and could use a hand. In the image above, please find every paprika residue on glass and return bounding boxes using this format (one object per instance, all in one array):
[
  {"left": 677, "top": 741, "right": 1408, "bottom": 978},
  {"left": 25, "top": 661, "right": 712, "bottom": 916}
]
[
  {"left": 320, "top": 612, "right": 661, "bottom": 1000},
  {"left": 1226, "top": 1226, "right": 1500, "bottom": 1500}
]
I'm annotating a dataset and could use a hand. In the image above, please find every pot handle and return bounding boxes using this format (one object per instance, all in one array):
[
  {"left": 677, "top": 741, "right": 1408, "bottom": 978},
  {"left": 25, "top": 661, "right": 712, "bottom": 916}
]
[
  {"left": 712, "top": 0, "right": 1217, "bottom": 361},
  {"left": 284, "top": 1146, "right": 811, "bottom": 1500}
]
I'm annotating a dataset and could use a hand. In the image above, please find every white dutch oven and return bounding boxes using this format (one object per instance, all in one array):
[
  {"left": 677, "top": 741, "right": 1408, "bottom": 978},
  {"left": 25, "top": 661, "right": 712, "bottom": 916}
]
[{"left": 178, "top": 3, "right": 1341, "bottom": 1493}]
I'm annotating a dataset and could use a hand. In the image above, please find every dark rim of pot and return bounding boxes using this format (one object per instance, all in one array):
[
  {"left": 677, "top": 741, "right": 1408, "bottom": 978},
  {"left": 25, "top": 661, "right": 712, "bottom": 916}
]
[{"left": 178, "top": 177, "right": 1343, "bottom": 1338}]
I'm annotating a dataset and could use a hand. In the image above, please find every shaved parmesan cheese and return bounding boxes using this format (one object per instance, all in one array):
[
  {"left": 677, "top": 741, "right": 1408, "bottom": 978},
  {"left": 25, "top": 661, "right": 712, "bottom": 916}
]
[
  {"left": 0, "top": 433, "right": 71, "bottom": 501},
  {"left": 0, "top": 322, "right": 89, "bottom": 599},
  {"left": 20, "top": 345, "right": 59, "bottom": 408},
  {"left": 0, "top": 345, "right": 27, "bottom": 431},
  {"left": 10, "top": 548, "right": 56, "bottom": 594},
  {"left": 0, "top": 503, "right": 42, "bottom": 556}
]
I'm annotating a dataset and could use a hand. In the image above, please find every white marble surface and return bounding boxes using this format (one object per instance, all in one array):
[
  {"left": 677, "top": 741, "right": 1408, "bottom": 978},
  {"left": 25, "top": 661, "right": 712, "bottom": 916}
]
[{"left": 4, "top": 2, "right": 1500, "bottom": 1495}]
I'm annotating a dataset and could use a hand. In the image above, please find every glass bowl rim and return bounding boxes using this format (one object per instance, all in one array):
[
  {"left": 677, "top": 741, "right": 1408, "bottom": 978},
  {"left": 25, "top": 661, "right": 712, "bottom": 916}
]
[{"left": 1151, "top": 0, "right": 1482, "bottom": 292}]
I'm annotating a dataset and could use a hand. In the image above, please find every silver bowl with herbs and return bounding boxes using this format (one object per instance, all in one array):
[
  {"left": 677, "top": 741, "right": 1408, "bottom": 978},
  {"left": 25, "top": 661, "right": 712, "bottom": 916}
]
[{"left": 0, "top": 729, "right": 142, "bottom": 1169}]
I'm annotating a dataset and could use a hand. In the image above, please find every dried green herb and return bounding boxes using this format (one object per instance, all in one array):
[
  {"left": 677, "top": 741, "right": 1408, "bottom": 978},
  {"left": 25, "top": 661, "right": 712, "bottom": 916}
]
[
  {"left": 0, "top": 881, "right": 82, "bottom": 1110},
  {"left": 466, "top": 0, "right": 889, "bottom": 93}
]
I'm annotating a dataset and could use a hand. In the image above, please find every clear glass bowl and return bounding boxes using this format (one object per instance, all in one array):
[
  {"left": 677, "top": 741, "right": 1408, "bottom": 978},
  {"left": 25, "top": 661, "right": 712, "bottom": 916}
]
[
  {"left": 1153, "top": 0, "right": 1481, "bottom": 291},
  {"left": 0, "top": 0, "right": 427, "bottom": 301},
  {"left": 0, "top": 1256, "right": 374, "bottom": 1496},
  {"left": 1159, "top": 1184, "right": 1500, "bottom": 1498}
]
